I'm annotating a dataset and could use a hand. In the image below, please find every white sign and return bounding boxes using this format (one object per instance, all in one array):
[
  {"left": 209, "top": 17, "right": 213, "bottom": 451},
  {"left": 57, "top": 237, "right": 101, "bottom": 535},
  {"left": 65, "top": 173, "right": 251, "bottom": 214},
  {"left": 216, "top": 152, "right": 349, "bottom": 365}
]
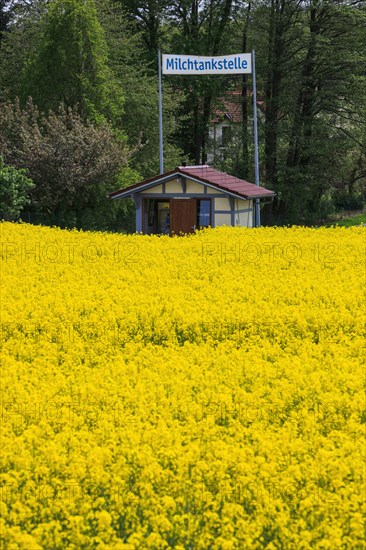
[{"left": 162, "top": 54, "right": 252, "bottom": 75}]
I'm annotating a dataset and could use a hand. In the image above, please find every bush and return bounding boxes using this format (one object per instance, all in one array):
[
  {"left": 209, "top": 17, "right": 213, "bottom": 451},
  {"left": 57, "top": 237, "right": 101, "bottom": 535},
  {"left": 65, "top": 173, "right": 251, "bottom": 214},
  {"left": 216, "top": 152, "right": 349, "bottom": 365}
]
[
  {"left": 0, "top": 156, "right": 34, "bottom": 219},
  {"left": 334, "top": 192, "right": 364, "bottom": 211}
]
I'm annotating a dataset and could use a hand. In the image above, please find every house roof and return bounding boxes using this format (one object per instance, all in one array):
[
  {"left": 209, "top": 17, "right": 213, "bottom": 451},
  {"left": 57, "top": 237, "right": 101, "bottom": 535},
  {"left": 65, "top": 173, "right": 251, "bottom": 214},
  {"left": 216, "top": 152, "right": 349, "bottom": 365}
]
[
  {"left": 109, "top": 166, "right": 274, "bottom": 200},
  {"left": 211, "top": 90, "right": 265, "bottom": 124}
]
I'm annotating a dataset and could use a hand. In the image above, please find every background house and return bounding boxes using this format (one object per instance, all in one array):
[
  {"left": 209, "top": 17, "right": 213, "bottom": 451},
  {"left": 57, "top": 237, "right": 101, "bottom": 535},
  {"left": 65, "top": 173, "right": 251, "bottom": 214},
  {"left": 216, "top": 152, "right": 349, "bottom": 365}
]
[{"left": 207, "top": 90, "right": 265, "bottom": 165}]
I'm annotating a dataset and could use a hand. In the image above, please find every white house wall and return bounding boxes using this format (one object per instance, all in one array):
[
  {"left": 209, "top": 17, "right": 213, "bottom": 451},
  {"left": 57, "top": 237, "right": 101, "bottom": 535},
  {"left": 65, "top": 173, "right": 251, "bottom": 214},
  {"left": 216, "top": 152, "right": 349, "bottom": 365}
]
[
  {"left": 213, "top": 198, "right": 253, "bottom": 228},
  {"left": 215, "top": 197, "right": 231, "bottom": 211},
  {"left": 214, "top": 213, "right": 232, "bottom": 226},
  {"left": 141, "top": 184, "right": 164, "bottom": 194},
  {"left": 207, "top": 186, "right": 222, "bottom": 194},
  {"left": 207, "top": 122, "right": 227, "bottom": 164},
  {"left": 137, "top": 176, "right": 254, "bottom": 229},
  {"left": 186, "top": 179, "right": 205, "bottom": 193},
  {"left": 234, "top": 198, "right": 253, "bottom": 228},
  {"left": 207, "top": 110, "right": 265, "bottom": 165},
  {"left": 236, "top": 210, "right": 253, "bottom": 227}
]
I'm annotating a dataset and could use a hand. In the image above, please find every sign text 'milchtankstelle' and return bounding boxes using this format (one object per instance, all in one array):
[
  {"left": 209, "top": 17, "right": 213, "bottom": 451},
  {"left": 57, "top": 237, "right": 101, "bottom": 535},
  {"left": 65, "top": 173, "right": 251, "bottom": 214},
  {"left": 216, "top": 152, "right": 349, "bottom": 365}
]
[{"left": 162, "top": 54, "right": 252, "bottom": 75}]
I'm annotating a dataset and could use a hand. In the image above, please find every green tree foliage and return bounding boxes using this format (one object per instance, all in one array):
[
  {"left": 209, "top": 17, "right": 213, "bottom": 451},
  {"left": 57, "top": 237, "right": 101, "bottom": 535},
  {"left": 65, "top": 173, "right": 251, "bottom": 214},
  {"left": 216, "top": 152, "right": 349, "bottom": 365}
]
[
  {"left": 168, "top": 0, "right": 235, "bottom": 163},
  {"left": 224, "top": 0, "right": 366, "bottom": 224},
  {"left": 0, "top": 155, "right": 34, "bottom": 219},
  {"left": 20, "top": 0, "right": 124, "bottom": 123},
  {"left": 114, "top": 0, "right": 170, "bottom": 63},
  {"left": 98, "top": 0, "right": 185, "bottom": 176},
  {"left": 0, "top": 99, "right": 132, "bottom": 228},
  {"left": 0, "top": 0, "right": 12, "bottom": 40},
  {"left": 281, "top": 1, "right": 366, "bottom": 223},
  {"left": 0, "top": 1, "right": 46, "bottom": 102},
  {"left": 117, "top": 0, "right": 236, "bottom": 164}
]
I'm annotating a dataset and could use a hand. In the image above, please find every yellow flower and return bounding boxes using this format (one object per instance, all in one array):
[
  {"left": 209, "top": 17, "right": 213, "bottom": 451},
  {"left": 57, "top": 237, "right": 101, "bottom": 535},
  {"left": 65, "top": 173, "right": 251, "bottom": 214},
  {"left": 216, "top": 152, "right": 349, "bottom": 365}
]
[{"left": 1, "top": 222, "right": 364, "bottom": 549}]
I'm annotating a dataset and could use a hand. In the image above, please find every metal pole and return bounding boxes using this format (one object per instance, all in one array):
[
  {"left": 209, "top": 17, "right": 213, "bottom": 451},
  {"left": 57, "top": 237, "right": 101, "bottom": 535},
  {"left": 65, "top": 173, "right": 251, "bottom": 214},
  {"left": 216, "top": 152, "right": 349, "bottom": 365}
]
[
  {"left": 252, "top": 49, "right": 260, "bottom": 227},
  {"left": 158, "top": 49, "right": 164, "bottom": 174}
]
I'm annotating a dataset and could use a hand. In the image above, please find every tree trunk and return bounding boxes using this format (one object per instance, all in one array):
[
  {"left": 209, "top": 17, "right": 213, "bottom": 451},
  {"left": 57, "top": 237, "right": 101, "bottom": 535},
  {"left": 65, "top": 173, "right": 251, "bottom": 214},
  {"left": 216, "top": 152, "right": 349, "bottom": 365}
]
[
  {"left": 241, "top": 2, "right": 251, "bottom": 179},
  {"left": 284, "top": 2, "right": 324, "bottom": 221},
  {"left": 265, "top": 0, "right": 286, "bottom": 189}
]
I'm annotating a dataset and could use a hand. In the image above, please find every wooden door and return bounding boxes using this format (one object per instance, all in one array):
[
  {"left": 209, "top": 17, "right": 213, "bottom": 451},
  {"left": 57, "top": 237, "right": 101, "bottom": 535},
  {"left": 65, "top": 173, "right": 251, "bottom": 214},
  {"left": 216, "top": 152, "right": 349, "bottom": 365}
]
[{"left": 170, "top": 199, "right": 196, "bottom": 235}]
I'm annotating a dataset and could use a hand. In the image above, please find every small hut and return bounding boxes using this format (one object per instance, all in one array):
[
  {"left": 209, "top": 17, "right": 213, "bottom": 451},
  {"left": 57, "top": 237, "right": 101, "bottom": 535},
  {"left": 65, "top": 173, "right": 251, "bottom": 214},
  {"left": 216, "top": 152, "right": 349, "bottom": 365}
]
[{"left": 109, "top": 165, "right": 274, "bottom": 234}]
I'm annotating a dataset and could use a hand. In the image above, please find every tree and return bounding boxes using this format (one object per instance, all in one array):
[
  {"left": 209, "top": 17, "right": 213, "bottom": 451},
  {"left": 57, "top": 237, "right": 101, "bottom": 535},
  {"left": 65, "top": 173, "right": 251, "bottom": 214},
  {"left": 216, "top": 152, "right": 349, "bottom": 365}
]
[
  {"left": 114, "top": 0, "right": 170, "bottom": 64},
  {"left": 167, "top": 0, "right": 235, "bottom": 164},
  {"left": 229, "top": 0, "right": 366, "bottom": 224},
  {"left": 20, "top": 0, "right": 124, "bottom": 123},
  {"left": 0, "top": 1, "right": 12, "bottom": 40},
  {"left": 238, "top": 0, "right": 252, "bottom": 180},
  {"left": 262, "top": 0, "right": 304, "bottom": 192},
  {"left": 98, "top": 0, "right": 185, "bottom": 176},
  {"left": 0, "top": 155, "right": 34, "bottom": 219},
  {"left": 281, "top": 0, "right": 366, "bottom": 223},
  {"left": 0, "top": 99, "right": 132, "bottom": 227},
  {"left": 0, "top": 2, "right": 44, "bottom": 102}
]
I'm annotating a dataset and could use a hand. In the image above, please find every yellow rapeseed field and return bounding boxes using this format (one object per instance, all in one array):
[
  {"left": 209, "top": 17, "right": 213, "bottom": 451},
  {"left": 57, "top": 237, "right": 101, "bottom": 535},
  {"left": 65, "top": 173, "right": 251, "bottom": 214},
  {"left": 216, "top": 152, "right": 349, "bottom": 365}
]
[{"left": 1, "top": 222, "right": 365, "bottom": 549}]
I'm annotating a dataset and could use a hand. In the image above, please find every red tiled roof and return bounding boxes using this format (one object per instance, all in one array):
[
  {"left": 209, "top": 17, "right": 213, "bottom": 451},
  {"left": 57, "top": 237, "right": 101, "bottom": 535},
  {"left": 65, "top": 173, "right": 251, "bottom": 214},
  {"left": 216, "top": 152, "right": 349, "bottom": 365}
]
[
  {"left": 180, "top": 166, "right": 273, "bottom": 198},
  {"left": 109, "top": 166, "right": 274, "bottom": 200},
  {"left": 212, "top": 92, "right": 243, "bottom": 124},
  {"left": 211, "top": 90, "right": 265, "bottom": 124}
]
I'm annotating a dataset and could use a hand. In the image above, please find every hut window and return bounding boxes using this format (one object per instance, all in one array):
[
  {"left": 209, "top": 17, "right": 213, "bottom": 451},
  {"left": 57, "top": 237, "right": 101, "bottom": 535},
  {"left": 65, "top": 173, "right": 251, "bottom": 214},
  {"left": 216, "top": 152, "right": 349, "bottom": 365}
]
[{"left": 197, "top": 199, "right": 211, "bottom": 228}]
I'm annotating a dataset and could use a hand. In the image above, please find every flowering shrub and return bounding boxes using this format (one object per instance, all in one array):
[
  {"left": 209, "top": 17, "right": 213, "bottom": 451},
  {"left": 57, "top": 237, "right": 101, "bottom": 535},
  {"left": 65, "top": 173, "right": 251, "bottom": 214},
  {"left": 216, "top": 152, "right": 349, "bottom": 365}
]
[{"left": 1, "top": 222, "right": 365, "bottom": 549}]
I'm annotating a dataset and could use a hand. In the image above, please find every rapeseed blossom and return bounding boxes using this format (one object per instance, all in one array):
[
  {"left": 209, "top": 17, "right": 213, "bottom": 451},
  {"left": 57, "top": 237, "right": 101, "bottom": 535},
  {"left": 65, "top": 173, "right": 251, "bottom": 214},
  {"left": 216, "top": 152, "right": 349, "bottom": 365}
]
[{"left": 1, "top": 222, "right": 365, "bottom": 549}]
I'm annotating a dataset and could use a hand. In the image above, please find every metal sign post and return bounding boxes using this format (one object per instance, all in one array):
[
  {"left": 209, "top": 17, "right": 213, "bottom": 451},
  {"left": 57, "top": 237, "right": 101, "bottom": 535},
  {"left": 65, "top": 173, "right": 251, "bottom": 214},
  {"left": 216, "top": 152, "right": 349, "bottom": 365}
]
[
  {"left": 251, "top": 50, "right": 260, "bottom": 228},
  {"left": 158, "top": 49, "right": 164, "bottom": 174}
]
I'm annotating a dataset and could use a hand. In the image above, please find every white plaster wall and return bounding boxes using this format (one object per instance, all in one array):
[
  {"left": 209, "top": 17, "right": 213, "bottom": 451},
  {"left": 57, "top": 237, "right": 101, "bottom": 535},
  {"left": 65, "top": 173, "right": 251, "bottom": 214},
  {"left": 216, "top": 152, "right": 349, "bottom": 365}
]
[
  {"left": 185, "top": 179, "right": 205, "bottom": 193},
  {"left": 141, "top": 184, "right": 163, "bottom": 194},
  {"left": 214, "top": 213, "right": 231, "bottom": 226},
  {"left": 215, "top": 197, "right": 231, "bottom": 211},
  {"left": 207, "top": 187, "right": 225, "bottom": 195}
]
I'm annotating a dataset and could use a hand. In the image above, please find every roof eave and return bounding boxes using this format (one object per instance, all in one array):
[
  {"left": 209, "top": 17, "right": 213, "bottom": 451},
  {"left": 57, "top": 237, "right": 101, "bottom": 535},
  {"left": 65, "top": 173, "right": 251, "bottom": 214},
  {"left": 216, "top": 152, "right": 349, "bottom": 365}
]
[
  {"left": 248, "top": 193, "right": 275, "bottom": 200},
  {"left": 109, "top": 167, "right": 275, "bottom": 201},
  {"left": 179, "top": 169, "right": 274, "bottom": 200},
  {"left": 109, "top": 170, "right": 180, "bottom": 199}
]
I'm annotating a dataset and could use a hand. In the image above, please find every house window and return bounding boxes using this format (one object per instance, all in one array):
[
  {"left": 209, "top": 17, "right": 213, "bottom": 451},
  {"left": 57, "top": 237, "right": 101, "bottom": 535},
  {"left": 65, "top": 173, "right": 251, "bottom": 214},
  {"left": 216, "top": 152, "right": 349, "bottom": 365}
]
[
  {"left": 197, "top": 199, "right": 211, "bottom": 228},
  {"left": 221, "top": 126, "right": 232, "bottom": 147}
]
